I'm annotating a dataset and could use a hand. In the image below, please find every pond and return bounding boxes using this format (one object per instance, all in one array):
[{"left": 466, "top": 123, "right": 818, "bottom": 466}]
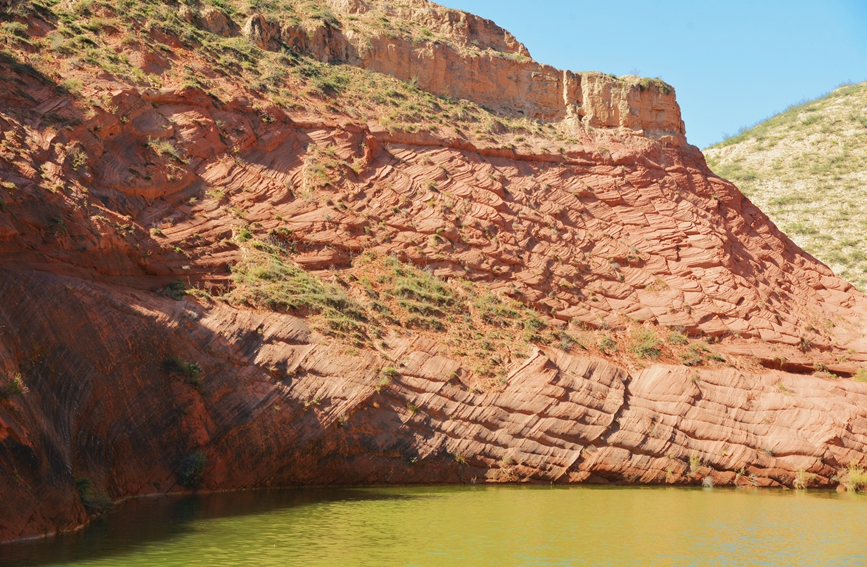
[{"left": 2, "top": 486, "right": 865, "bottom": 566}]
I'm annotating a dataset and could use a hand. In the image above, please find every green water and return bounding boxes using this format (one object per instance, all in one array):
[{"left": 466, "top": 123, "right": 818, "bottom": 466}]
[{"left": 2, "top": 486, "right": 866, "bottom": 566}]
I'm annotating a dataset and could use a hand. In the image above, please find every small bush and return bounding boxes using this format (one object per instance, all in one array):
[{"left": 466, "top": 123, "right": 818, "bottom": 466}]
[
  {"left": 375, "top": 376, "right": 391, "bottom": 393},
  {"left": 522, "top": 315, "right": 546, "bottom": 342},
  {"left": 843, "top": 463, "right": 867, "bottom": 492},
  {"left": 75, "top": 478, "right": 112, "bottom": 514},
  {"left": 178, "top": 451, "right": 207, "bottom": 487},
  {"left": 793, "top": 468, "right": 816, "bottom": 490},
  {"left": 393, "top": 269, "right": 455, "bottom": 307},
  {"left": 0, "top": 372, "right": 26, "bottom": 399},
  {"left": 160, "top": 280, "right": 187, "bottom": 300},
  {"left": 381, "top": 366, "right": 400, "bottom": 379},
  {"left": 163, "top": 356, "right": 203, "bottom": 391},
  {"left": 61, "top": 78, "right": 83, "bottom": 95},
  {"left": 688, "top": 455, "right": 702, "bottom": 475},
  {"left": 668, "top": 331, "right": 688, "bottom": 345},
  {"left": 680, "top": 344, "right": 703, "bottom": 367},
  {"left": 163, "top": 356, "right": 200, "bottom": 377},
  {"left": 706, "top": 352, "right": 726, "bottom": 363},
  {"left": 598, "top": 336, "right": 617, "bottom": 354},
  {"left": 147, "top": 137, "right": 187, "bottom": 163},
  {"left": 631, "top": 328, "right": 661, "bottom": 359},
  {"left": 398, "top": 298, "right": 445, "bottom": 318},
  {"left": 855, "top": 368, "right": 867, "bottom": 382},
  {"left": 1, "top": 21, "right": 29, "bottom": 39},
  {"left": 68, "top": 146, "right": 87, "bottom": 170}
]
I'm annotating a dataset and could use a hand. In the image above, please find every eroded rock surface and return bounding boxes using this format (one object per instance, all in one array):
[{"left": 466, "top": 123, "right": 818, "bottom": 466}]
[{"left": 1, "top": 0, "right": 867, "bottom": 545}]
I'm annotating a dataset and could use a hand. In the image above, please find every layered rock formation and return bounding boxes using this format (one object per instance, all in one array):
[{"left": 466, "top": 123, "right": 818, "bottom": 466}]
[
  {"left": 1, "top": 0, "right": 867, "bottom": 545},
  {"left": 245, "top": 0, "right": 685, "bottom": 133}
]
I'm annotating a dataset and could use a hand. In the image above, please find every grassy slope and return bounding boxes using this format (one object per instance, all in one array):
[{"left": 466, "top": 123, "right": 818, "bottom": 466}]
[
  {"left": 704, "top": 82, "right": 867, "bottom": 290},
  {"left": 0, "top": 0, "right": 555, "bottom": 137}
]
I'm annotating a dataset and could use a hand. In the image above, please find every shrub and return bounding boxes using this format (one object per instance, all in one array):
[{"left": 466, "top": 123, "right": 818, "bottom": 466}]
[
  {"left": 1, "top": 21, "right": 29, "bottom": 39},
  {"left": 793, "top": 468, "right": 816, "bottom": 490},
  {"left": 631, "top": 328, "right": 661, "bottom": 359},
  {"left": 688, "top": 455, "right": 702, "bottom": 475},
  {"left": 522, "top": 315, "right": 546, "bottom": 342},
  {"left": 843, "top": 463, "right": 867, "bottom": 492},
  {"left": 0, "top": 372, "right": 26, "bottom": 399},
  {"left": 598, "top": 336, "right": 617, "bottom": 354},
  {"left": 160, "top": 280, "right": 187, "bottom": 300},
  {"left": 393, "top": 269, "right": 455, "bottom": 308},
  {"left": 680, "top": 344, "right": 704, "bottom": 366},
  {"left": 68, "top": 146, "right": 87, "bottom": 170},
  {"left": 855, "top": 368, "right": 867, "bottom": 382},
  {"left": 375, "top": 376, "right": 391, "bottom": 393},
  {"left": 147, "top": 137, "right": 187, "bottom": 163},
  {"left": 178, "top": 451, "right": 207, "bottom": 487},
  {"left": 668, "top": 331, "right": 688, "bottom": 345},
  {"left": 61, "top": 78, "right": 83, "bottom": 95},
  {"left": 75, "top": 478, "right": 112, "bottom": 514},
  {"left": 163, "top": 356, "right": 203, "bottom": 391}
]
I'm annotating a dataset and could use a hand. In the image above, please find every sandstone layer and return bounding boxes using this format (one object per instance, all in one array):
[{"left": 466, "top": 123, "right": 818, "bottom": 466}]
[
  {"left": 245, "top": 0, "right": 685, "bottom": 133},
  {"left": 1, "top": 0, "right": 867, "bottom": 545}
]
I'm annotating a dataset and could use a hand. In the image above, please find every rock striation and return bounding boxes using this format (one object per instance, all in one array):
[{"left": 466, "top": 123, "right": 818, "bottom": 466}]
[{"left": 0, "top": 0, "right": 867, "bottom": 546}]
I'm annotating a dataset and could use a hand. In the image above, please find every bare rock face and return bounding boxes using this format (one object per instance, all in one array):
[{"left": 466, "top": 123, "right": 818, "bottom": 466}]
[
  {"left": 326, "top": 0, "right": 368, "bottom": 14},
  {"left": 199, "top": 7, "right": 232, "bottom": 37},
  {"left": 1, "top": 0, "right": 867, "bottom": 546},
  {"left": 243, "top": 14, "right": 281, "bottom": 50}
]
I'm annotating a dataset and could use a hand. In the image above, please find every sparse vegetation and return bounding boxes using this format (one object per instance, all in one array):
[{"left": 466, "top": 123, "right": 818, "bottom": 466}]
[
  {"left": 793, "top": 468, "right": 816, "bottom": 490},
  {"left": 178, "top": 451, "right": 207, "bottom": 487},
  {"left": 843, "top": 462, "right": 867, "bottom": 492},
  {"left": 227, "top": 249, "right": 369, "bottom": 342},
  {"left": 0, "top": 372, "right": 27, "bottom": 399},
  {"left": 75, "top": 478, "right": 111, "bottom": 514},
  {"left": 631, "top": 328, "right": 661, "bottom": 359},
  {"left": 688, "top": 455, "right": 702, "bottom": 476},
  {"left": 705, "top": 81, "right": 867, "bottom": 290},
  {"left": 668, "top": 331, "right": 688, "bottom": 345},
  {"left": 148, "top": 138, "right": 187, "bottom": 163},
  {"left": 163, "top": 356, "right": 203, "bottom": 391},
  {"left": 598, "top": 336, "right": 617, "bottom": 354}
]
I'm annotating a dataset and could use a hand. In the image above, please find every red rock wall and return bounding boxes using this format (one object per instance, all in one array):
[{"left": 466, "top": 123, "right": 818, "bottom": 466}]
[{"left": 0, "top": 2, "right": 866, "bottom": 544}]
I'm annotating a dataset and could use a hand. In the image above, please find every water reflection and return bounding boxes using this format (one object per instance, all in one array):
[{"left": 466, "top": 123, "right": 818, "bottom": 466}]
[{"left": 0, "top": 489, "right": 412, "bottom": 567}]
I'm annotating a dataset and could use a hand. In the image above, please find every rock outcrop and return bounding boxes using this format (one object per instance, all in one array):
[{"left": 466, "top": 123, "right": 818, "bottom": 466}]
[
  {"left": 1, "top": 0, "right": 867, "bottom": 546},
  {"left": 241, "top": 0, "right": 684, "bottom": 134}
]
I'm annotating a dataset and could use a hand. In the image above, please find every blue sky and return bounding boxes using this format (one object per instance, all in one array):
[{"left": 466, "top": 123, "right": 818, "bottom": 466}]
[{"left": 437, "top": 1, "right": 867, "bottom": 148}]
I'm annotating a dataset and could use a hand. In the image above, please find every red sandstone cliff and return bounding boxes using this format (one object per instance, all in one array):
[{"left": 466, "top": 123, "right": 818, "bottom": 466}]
[{"left": 1, "top": 0, "right": 867, "bottom": 544}]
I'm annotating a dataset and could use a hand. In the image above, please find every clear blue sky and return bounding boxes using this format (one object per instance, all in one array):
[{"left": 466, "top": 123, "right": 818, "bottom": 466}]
[{"left": 437, "top": 0, "right": 867, "bottom": 148}]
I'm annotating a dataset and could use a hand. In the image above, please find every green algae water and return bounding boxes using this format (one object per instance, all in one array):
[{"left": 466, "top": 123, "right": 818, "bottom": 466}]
[{"left": 2, "top": 486, "right": 866, "bottom": 567}]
